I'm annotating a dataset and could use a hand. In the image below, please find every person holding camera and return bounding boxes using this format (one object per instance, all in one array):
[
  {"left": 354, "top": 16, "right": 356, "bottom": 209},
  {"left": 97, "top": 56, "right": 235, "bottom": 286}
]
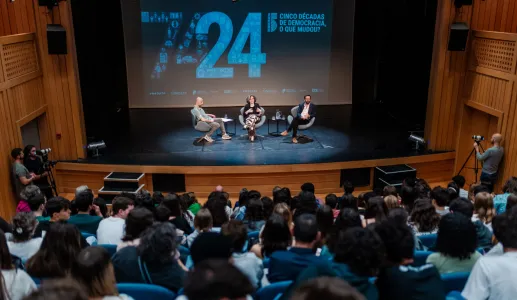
[
  {"left": 23, "top": 145, "right": 53, "bottom": 199},
  {"left": 474, "top": 133, "right": 504, "bottom": 191},
  {"left": 11, "top": 148, "right": 35, "bottom": 205}
]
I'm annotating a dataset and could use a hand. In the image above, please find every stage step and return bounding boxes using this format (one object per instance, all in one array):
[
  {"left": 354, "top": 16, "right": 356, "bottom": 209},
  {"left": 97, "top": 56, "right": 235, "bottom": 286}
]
[
  {"left": 98, "top": 172, "right": 145, "bottom": 202},
  {"left": 373, "top": 164, "right": 416, "bottom": 192}
]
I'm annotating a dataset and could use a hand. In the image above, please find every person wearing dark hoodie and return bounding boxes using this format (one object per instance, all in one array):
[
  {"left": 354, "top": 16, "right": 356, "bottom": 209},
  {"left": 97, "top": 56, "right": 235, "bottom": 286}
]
[
  {"left": 449, "top": 198, "right": 493, "bottom": 251},
  {"left": 373, "top": 220, "right": 445, "bottom": 300},
  {"left": 330, "top": 227, "right": 384, "bottom": 300}
]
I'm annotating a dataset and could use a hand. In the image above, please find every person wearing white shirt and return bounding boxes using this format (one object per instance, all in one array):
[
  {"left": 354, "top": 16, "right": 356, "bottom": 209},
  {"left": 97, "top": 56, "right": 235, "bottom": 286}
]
[
  {"left": 462, "top": 207, "right": 517, "bottom": 300},
  {"left": 281, "top": 95, "right": 316, "bottom": 144},
  {"left": 97, "top": 197, "right": 134, "bottom": 245},
  {"left": 8, "top": 212, "right": 42, "bottom": 261}
]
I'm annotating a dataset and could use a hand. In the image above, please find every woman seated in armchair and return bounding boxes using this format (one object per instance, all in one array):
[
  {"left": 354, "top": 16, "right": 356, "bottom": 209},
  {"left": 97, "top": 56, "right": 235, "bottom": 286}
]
[{"left": 242, "top": 95, "right": 262, "bottom": 142}]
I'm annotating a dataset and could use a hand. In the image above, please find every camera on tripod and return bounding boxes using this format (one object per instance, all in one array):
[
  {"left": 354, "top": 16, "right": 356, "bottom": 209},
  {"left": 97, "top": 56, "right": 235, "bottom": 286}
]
[
  {"left": 36, "top": 148, "right": 57, "bottom": 170},
  {"left": 472, "top": 135, "right": 484, "bottom": 144}
]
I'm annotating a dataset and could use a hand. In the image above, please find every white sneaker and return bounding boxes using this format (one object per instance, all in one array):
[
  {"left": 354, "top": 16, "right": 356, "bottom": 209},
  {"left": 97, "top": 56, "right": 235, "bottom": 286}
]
[
  {"left": 222, "top": 134, "right": 232, "bottom": 140},
  {"left": 203, "top": 135, "right": 214, "bottom": 142}
]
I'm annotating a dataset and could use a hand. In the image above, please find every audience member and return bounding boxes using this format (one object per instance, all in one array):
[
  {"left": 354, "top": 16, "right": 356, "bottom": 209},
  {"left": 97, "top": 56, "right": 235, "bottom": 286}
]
[
  {"left": 293, "top": 191, "right": 318, "bottom": 219},
  {"left": 449, "top": 198, "right": 493, "bottom": 250},
  {"left": 136, "top": 189, "right": 155, "bottom": 213},
  {"left": 273, "top": 187, "right": 292, "bottom": 205},
  {"left": 387, "top": 207, "right": 408, "bottom": 225},
  {"left": 383, "top": 195, "right": 399, "bottom": 209},
  {"left": 373, "top": 220, "right": 445, "bottom": 300},
  {"left": 364, "top": 196, "right": 388, "bottom": 225},
  {"left": 447, "top": 182, "right": 460, "bottom": 202},
  {"left": 473, "top": 192, "right": 495, "bottom": 231},
  {"left": 426, "top": 213, "right": 481, "bottom": 273},
  {"left": 97, "top": 197, "right": 134, "bottom": 244},
  {"left": 8, "top": 212, "right": 42, "bottom": 261},
  {"left": 506, "top": 194, "right": 517, "bottom": 211},
  {"left": 162, "top": 194, "right": 194, "bottom": 235},
  {"left": 325, "top": 194, "right": 339, "bottom": 218},
  {"left": 33, "top": 197, "right": 71, "bottom": 237},
  {"left": 0, "top": 229, "right": 36, "bottom": 300},
  {"left": 431, "top": 187, "right": 450, "bottom": 216},
  {"left": 26, "top": 222, "right": 83, "bottom": 279},
  {"left": 272, "top": 203, "right": 294, "bottom": 229},
  {"left": 462, "top": 206, "right": 517, "bottom": 299},
  {"left": 75, "top": 185, "right": 89, "bottom": 198},
  {"left": 22, "top": 278, "right": 88, "bottom": 300},
  {"left": 268, "top": 214, "right": 326, "bottom": 282},
  {"left": 493, "top": 177, "right": 517, "bottom": 215},
  {"left": 301, "top": 182, "right": 323, "bottom": 205},
  {"left": 69, "top": 200, "right": 78, "bottom": 216},
  {"left": 452, "top": 175, "right": 468, "bottom": 198},
  {"left": 154, "top": 205, "right": 171, "bottom": 222},
  {"left": 341, "top": 181, "right": 355, "bottom": 197},
  {"left": 117, "top": 207, "right": 154, "bottom": 251},
  {"left": 221, "top": 220, "right": 263, "bottom": 288},
  {"left": 261, "top": 196, "right": 274, "bottom": 220},
  {"left": 331, "top": 227, "right": 384, "bottom": 299},
  {"left": 186, "top": 208, "right": 213, "bottom": 247},
  {"left": 400, "top": 184, "right": 418, "bottom": 213},
  {"left": 327, "top": 208, "right": 363, "bottom": 254},
  {"left": 152, "top": 191, "right": 165, "bottom": 207},
  {"left": 68, "top": 190, "right": 102, "bottom": 234},
  {"left": 204, "top": 192, "right": 230, "bottom": 228},
  {"left": 290, "top": 276, "right": 365, "bottom": 300},
  {"left": 190, "top": 232, "right": 232, "bottom": 266},
  {"left": 179, "top": 260, "right": 254, "bottom": 300},
  {"left": 340, "top": 193, "right": 358, "bottom": 210},
  {"left": 244, "top": 197, "right": 265, "bottom": 231},
  {"left": 179, "top": 193, "right": 195, "bottom": 228},
  {"left": 382, "top": 186, "right": 398, "bottom": 198},
  {"left": 92, "top": 197, "right": 108, "bottom": 218},
  {"left": 250, "top": 214, "right": 292, "bottom": 259},
  {"left": 231, "top": 189, "right": 249, "bottom": 220},
  {"left": 409, "top": 199, "right": 440, "bottom": 236},
  {"left": 27, "top": 193, "right": 48, "bottom": 222},
  {"left": 72, "top": 246, "right": 131, "bottom": 300},
  {"left": 112, "top": 222, "right": 185, "bottom": 292},
  {"left": 182, "top": 192, "right": 200, "bottom": 215}
]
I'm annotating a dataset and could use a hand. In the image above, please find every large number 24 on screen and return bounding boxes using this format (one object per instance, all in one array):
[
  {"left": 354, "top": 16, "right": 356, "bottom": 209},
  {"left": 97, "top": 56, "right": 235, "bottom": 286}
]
[{"left": 195, "top": 12, "right": 266, "bottom": 79}]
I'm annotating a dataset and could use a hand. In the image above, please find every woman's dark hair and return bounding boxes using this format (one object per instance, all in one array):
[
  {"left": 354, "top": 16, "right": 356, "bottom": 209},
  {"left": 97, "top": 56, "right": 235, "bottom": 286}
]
[
  {"left": 261, "top": 214, "right": 292, "bottom": 257},
  {"left": 162, "top": 194, "right": 182, "bottom": 217},
  {"left": 333, "top": 227, "right": 384, "bottom": 277},
  {"left": 71, "top": 247, "right": 119, "bottom": 298},
  {"left": 246, "top": 94, "right": 257, "bottom": 104},
  {"left": 373, "top": 220, "right": 415, "bottom": 265},
  {"left": 245, "top": 198, "right": 265, "bottom": 231},
  {"left": 364, "top": 196, "right": 388, "bottom": 223},
  {"left": 204, "top": 192, "right": 229, "bottom": 227},
  {"left": 262, "top": 197, "right": 274, "bottom": 220},
  {"left": 26, "top": 222, "right": 82, "bottom": 278},
  {"left": 436, "top": 213, "right": 477, "bottom": 260},
  {"left": 316, "top": 205, "right": 334, "bottom": 240},
  {"left": 137, "top": 222, "right": 178, "bottom": 265},
  {"left": 410, "top": 199, "right": 440, "bottom": 233},
  {"left": 506, "top": 194, "right": 517, "bottom": 211},
  {"left": 273, "top": 187, "right": 292, "bottom": 205},
  {"left": 327, "top": 208, "right": 362, "bottom": 253},
  {"left": 122, "top": 208, "right": 154, "bottom": 242},
  {"left": 154, "top": 205, "right": 171, "bottom": 222},
  {"left": 447, "top": 182, "right": 460, "bottom": 201},
  {"left": 340, "top": 194, "right": 358, "bottom": 210},
  {"left": 136, "top": 189, "right": 154, "bottom": 213},
  {"left": 388, "top": 207, "right": 409, "bottom": 226},
  {"left": 415, "top": 179, "right": 432, "bottom": 199},
  {"left": 22, "top": 144, "right": 36, "bottom": 166},
  {"left": 502, "top": 177, "right": 517, "bottom": 194},
  {"left": 293, "top": 191, "right": 318, "bottom": 219},
  {"left": 23, "top": 278, "right": 89, "bottom": 300},
  {"left": 400, "top": 185, "right": 418, "bottom": 213},
  {"left": 325, "top": 194, "right": 338, "bottom": 209},
  {"left": 238, "top": 189, "right": 249, "bottom": 208},
  {"left": 0, "top": 230, "right": 14, "bottom": 270},
  {"left": 91, "top": 198, "right": 108, "bottom": 218},
  {"left": 180, "top": 194, "right": 194, "bottom": 224},
  {"left": 152, "top": 191, "right": 165, "bottom": 205},
  {"left": 12, "top": 212, "right": 37, "bottom": 242}
]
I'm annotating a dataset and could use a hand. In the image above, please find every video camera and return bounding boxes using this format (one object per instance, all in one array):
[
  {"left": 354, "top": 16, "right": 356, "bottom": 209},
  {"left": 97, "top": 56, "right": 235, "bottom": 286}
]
[
  {"left": 35, "top": 148, "right": 57, "bottom": 169},
  {"left": 472, "top": 135, "right": 484, "bottom": 143}
]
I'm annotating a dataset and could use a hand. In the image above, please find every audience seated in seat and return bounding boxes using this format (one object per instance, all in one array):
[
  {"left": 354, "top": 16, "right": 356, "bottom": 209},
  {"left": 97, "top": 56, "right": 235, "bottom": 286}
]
[
  {"left": 426, "top": 213, "right": 481, "bottom": 274},
  {"left": 493, "top": 177, "right": 517, "bottom": 215},
  {"left": 112, "top": 222, "right": 185, "bottom": 292},
  {"left": 244, "top": 197, "right": 266, "bottom": 232},
  {"left": 221, "top": 220, "right": 264, "bottom": 288},
  {"left": 160, "top": 194, "right": 194, "bottom": 235},
  {"left": 190, "top": 232, "right": 233, "bottom": 267},
  {"left": 250, "top": 212, "right": 292, "bottom": 259},
  {"left": 23, "top": 278, "right": 88, "bottom": 300},
  {"left": 204, "top": 192, "right": 230, "bottom": 229},
  {"left": 326, "top": 208, "right": 363, "bottom": 257},
  {"left": 364, "top": 196, "right": 389, "bottom": 226},
  {"left": 373, "top": 220, "right": 445, "bottom": 300},
  {"left": 268, "top": 214, "right": 327, "bottom": 283},
  {"left": 462, "top": 206, "right": 517, "bottom": 300},
  {"left": 409, "top": 199, "right": 440, "bottom": 236},
  {"left": 97, "top": 197, "right": 134, "bottom": 245},
  {"left": 186, "top": 208, "right": 213, "bottom": 248},
  {"left": 293, "top": 191, "right": 318, "bottom": 220},
  {"left": 177, "top": 259, "right": 254, "bottom": 300},
  {"left": 290, "top": 276, "right": 365, "bottom": 300},
  {"left": 68, "top": 190, "right": 103, "bottom": 234},
  {"left": 431, "top": 187, "right": 450, "bottom": 217},
  {"left": 449, "top": 198, "right": 493, "bottom": 250},
  {"left": 72, "top": 246, "right": 132, "bottom": 300},
  {"left": 27, "top": 192, "right": 48, "bottom": 222},
  {"left": 26, "top": 222, "right": 83, "bottom": 279},
  {"left": 8, "top": 212, "right": 42, "bottom": 261},
  {"left": 473, "top": 192, "right": 495, "bottom": 232},
  {"left": 117, "top": 207, "right": 154, "bottom": 251}
]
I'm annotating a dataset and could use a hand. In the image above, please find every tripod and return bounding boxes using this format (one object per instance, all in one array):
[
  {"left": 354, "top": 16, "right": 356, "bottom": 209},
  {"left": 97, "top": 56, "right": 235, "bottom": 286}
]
[
  {"left": 41, "top": 162, "right": 58, "bottom": 197},
  {"left": 457, "top": 142, "right": 484, "bottom": 183}
]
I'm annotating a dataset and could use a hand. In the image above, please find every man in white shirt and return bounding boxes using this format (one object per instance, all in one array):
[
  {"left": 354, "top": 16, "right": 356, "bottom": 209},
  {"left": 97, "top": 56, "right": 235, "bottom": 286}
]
[
  {"left": 97, "top": 197, "right": 134, "bottom": 244},
  {"left": 462, "top": 206, "right": 517, "bottom": 300},
  {"left": 281, "top": 95, "right": 316, "bottom": 143}
]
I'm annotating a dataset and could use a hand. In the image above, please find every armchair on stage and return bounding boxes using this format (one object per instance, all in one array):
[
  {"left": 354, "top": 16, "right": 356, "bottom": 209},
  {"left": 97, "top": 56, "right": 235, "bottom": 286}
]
[
  {"left": 191, "top": 108, "right": 211, "bottom": 144},
  {"left": 238, "top": 107, "right": 266, "bottom": 138},
  {"left": 288, "top": 106, "right": 316, "bottom": 137}
]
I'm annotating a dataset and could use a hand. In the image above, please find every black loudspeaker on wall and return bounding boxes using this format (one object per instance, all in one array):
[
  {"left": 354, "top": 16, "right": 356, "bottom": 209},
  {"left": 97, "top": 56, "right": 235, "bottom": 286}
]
[
  {"left": 448, "top": 22, "right": 469, "bottom": 51},
  {"left": 47, "top": 24, "right": 67, "bottom": 55}
]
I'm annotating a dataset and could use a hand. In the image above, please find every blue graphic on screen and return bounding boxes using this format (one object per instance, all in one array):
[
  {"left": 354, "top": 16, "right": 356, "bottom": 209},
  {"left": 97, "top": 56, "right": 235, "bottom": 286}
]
[{"left": 140, "top": 0, "right": 333, "bottom": 106}]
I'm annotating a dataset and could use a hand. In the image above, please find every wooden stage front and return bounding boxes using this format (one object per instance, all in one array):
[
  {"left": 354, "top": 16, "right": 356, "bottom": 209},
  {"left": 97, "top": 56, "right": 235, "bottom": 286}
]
[{"left": 55, "top": 152, "right": 455, "bottom": 201}]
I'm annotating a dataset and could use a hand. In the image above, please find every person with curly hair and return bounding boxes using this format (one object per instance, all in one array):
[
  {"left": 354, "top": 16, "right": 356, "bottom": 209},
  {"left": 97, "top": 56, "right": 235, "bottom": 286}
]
[
  {"left": 8, "top": 213, "right": 42, "bottom": 261},
  {"left": 473, "top": 192, "right": 495, "bottom": 231},
  {"left": 449, "top": 198, "right": 493, "bottom": 251},
  {"left": 331, "top": 227, "right": 384, "bottom": 299},
  {"left": 374, "top": 220, "right": 445, "bottom": 300},
  {"left": 364, "top": 196, "right": 389, "bottom": 226},
  {"left": 326, "top": 208, "right": 363, "bottom": 255},
  {"left": 409, "top": 199, "right": 440, "bottom": 236},
  {"left": 426, "top": 213, "right": 481, "bottom": 273}
]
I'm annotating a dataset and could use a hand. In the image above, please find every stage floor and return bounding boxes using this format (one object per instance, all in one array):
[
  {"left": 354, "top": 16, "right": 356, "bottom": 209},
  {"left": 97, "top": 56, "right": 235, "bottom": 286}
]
[{"left": 82, "top": 106, "right": 439, "bottom": 166}]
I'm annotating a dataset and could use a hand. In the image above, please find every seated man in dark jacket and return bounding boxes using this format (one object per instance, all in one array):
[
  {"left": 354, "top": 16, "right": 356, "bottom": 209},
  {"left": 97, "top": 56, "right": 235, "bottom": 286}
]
[
  {"left": 374, "top": 220, "right": 445, "bottom": 300},
  {"left": 268, "top": 214, "right": 327, "bottom": 282}
]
